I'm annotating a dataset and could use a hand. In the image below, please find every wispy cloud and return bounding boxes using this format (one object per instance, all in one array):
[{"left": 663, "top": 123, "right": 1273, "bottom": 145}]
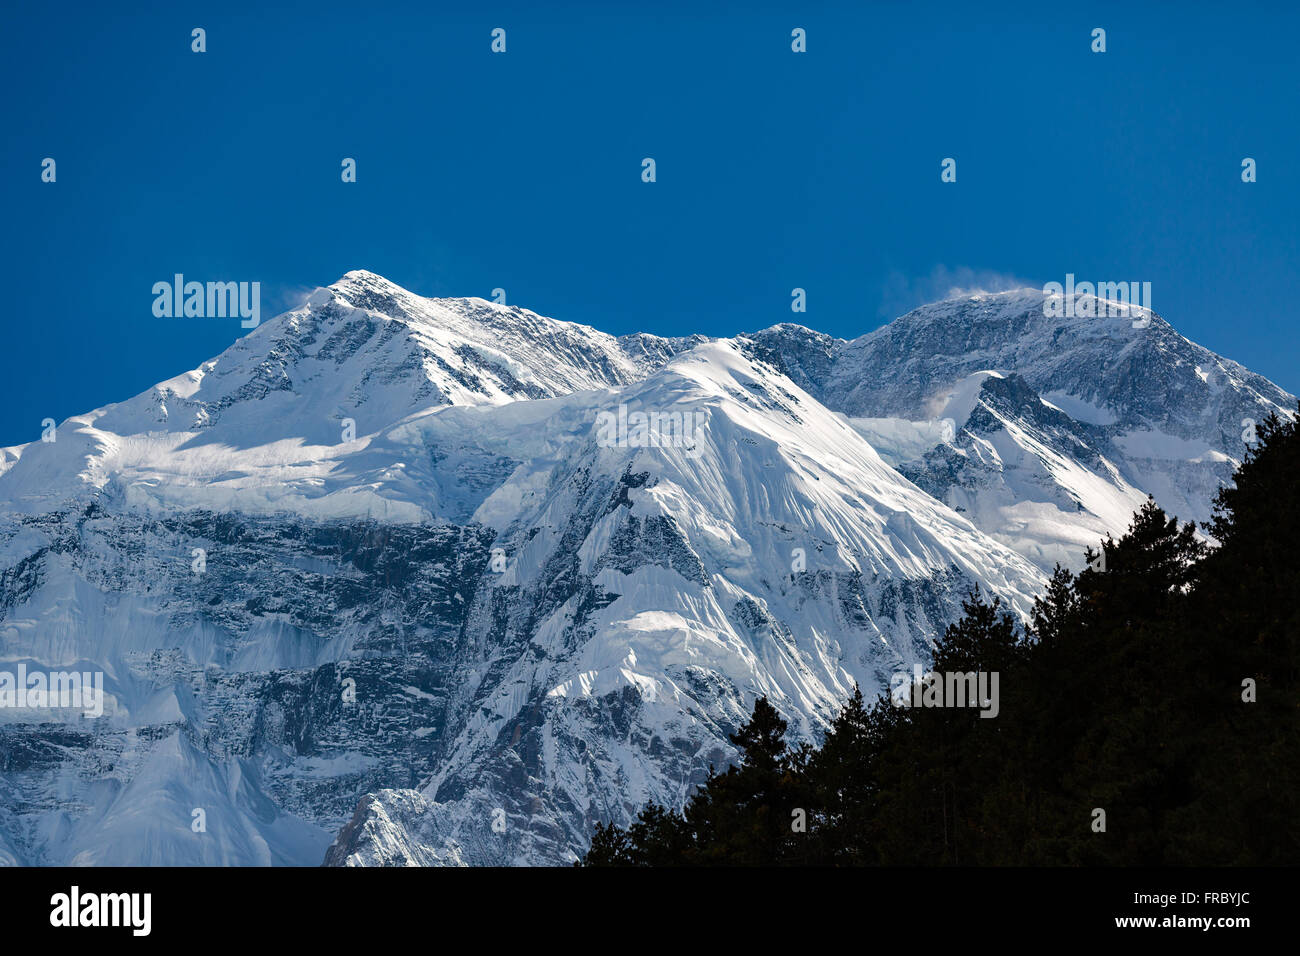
[
  {"left": 878, "top": 266, "right": 1036, "bottom": 321},
  {"left": 261, "top": 282, "right": 319, "bottom": 318}
]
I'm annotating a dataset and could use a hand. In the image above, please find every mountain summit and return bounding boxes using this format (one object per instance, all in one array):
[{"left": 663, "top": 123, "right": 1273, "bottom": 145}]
[{"left": 753, "top": 289, "right": 1292, "bottom": 568}]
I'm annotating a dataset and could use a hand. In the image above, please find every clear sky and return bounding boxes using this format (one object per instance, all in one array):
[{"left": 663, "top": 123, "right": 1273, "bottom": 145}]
[{"left": 2, "top": 0, "right": 1297, "bottom": 446}]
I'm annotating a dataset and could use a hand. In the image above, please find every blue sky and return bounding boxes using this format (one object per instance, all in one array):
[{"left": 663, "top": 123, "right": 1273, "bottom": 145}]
[{"left": 2, "top": 1, "right": 1297, "bottom": 445}]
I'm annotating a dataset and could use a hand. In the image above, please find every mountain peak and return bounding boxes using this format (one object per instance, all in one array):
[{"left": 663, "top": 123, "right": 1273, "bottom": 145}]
[
  {"left": 332, "top": 268, "right": 403, "bottom": 289},
  {"left": 891, "top": 285, "right": 1165, "bottom": 333},
  {"left": 324, "top": 269, "right": 427, "bottom": 319}
]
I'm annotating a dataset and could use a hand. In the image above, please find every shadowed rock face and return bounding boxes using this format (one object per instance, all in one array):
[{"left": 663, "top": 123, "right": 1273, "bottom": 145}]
[{"left": 0, "top": 277, "right": 1289, "bottom": 866}]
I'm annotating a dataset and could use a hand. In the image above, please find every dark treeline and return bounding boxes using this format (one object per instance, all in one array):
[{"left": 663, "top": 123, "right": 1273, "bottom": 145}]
[{"left": 582, "top": 412, "right": 1299, "bottom": 866}]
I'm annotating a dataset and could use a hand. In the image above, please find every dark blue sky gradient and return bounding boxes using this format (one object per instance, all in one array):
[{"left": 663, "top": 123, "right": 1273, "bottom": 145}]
[{"left": 2, "top": 0, "right": 1297, "bottom": 445}]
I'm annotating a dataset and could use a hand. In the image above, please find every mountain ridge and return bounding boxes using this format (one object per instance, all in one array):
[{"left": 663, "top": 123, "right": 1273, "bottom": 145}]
[{"left": 0, "top": 271, "right": 1291, "bottom": 867}]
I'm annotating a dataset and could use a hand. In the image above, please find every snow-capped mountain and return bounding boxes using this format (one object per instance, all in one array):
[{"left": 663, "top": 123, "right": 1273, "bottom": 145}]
[
  {"left": 0, "top": 274, "right": 1290, "bottom": 866},
  {"left": 0, "top": 272, "right": 701, "bottom": 521},
  {"left": 750, "top": 290, "right": 1293, "bottom": 569}
]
